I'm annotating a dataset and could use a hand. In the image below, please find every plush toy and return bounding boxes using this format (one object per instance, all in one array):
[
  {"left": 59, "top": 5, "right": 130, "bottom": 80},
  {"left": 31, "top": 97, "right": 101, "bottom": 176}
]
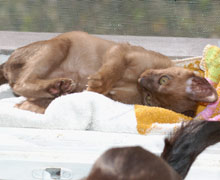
[
  {"left": 195, "top": 45, "right": 220, "bottom": 121},
  {"left": 135, "top": 105, "right": 191, "bottom": 134}
]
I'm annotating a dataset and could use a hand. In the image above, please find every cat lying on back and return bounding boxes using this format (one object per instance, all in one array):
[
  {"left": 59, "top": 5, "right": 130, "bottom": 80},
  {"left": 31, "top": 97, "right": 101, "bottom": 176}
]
[{"left": 0, "top": 31, "right": 217, "bottom": 115}]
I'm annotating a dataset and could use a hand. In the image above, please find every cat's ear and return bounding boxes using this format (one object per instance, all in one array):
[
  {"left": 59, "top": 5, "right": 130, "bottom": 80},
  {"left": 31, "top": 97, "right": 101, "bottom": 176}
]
[{"left": 185, "top": 76, "right": 218, "bottom": 103}]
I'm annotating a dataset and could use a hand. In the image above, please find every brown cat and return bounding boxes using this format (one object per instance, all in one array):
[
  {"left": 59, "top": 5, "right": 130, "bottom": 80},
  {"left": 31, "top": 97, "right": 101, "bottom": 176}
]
[{"left": 0, "top": 31, "right": 217, "bottom": 115}]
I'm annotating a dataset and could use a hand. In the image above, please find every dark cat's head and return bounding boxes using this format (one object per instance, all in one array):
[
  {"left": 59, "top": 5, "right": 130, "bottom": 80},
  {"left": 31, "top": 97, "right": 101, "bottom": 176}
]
[{"left": 138, "top": 67, "right": 218, "bottom": 117}]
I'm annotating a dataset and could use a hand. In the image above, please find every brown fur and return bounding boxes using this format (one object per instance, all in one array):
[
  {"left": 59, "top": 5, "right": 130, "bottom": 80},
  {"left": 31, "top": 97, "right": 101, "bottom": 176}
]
[
  {"left": 15, "top": 98, "right": 52, "bottom": 114},
  {"left": 139, "top": 67, "right": 218, "bottom": 116},
  {"left": 161, "top": 120, "right": 220, "bottom": 179},
  {"left": 0, "top": 63, "right": 7, "bottom": 84},
  {"left": 1, "top": 31, "right": 217, "bottom": 114},
  {"left": 85, "top": 146, "right": 181, "bottom": 180}
]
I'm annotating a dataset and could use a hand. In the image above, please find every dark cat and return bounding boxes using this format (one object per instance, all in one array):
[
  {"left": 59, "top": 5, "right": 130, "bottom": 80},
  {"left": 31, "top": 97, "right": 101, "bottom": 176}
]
[
  {"left": 82, "top": 120, "right": 220, "bottom": 180},
  {"left": 162, "top": 120, "right": 220, "bottom": 178},
  {"left": 85, "top": 146, "right": 181, "bottom": 180}
]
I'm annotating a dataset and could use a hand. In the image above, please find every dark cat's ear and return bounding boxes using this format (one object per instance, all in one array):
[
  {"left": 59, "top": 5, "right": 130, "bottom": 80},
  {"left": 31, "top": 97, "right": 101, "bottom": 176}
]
[
  {"left": 186, "top": 76, "right": 218, "bottom": 103},
  {"left": 161, "top": 138, "right": 172, "bottom": 158}
]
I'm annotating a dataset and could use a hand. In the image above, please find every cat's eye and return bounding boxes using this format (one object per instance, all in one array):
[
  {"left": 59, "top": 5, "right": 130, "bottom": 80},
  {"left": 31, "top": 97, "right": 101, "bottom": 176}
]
[{"left": 159, "top": 76, "right": 170, "bottom": 85}]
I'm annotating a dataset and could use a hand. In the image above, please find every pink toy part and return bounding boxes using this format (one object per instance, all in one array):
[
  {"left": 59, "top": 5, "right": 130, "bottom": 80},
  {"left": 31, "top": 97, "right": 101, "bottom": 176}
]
[{"left": 195, "top": 78, "right": 220, "bottom": 120}]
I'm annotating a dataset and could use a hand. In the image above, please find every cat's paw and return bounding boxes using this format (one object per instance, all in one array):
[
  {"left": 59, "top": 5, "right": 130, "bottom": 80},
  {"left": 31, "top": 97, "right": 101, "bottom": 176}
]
[
  {"left": 87, "top": 73, "right": 112, "bottom": 94},
  {"left": 48, "top": 78, "right": 76, "bottom": 97}
]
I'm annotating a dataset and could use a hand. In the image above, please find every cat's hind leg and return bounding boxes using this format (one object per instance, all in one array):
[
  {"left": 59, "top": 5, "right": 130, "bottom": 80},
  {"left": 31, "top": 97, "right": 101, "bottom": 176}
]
[
  {"left": 10, "top": 38, "right": 77, "bottom": 98},
  {"left": 16, "top": 98, "right": 52, "bottom": 114}
]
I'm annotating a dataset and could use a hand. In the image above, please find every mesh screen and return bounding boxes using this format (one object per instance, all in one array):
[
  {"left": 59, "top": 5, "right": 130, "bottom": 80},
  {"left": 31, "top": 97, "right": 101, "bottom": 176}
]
[{"left": 0, "top": 0, "right": 219, "bottom": 38}]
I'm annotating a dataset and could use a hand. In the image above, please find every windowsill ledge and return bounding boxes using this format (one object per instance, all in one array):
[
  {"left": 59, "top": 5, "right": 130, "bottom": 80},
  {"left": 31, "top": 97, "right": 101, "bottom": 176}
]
[{"left": 0, "top": 31, "right": 219, "bottom": 58}]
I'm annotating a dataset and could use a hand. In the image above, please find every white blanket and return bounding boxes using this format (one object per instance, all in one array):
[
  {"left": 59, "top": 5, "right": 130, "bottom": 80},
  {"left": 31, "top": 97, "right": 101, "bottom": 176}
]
[
  {"left": 0, "top": 83, "right": 180, "bottom": 134},
  {"left": 0, "top": 84, "right": 133, "bottom": 131}
]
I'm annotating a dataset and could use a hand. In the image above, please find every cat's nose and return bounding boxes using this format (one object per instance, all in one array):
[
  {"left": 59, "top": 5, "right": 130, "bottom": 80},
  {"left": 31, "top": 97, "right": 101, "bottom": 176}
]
[
  {"left": 138, "top": 77, "right": 149, "bottom": 88},
  {"left": 138, "top": 77, "right": 155, "bottom": 91}
]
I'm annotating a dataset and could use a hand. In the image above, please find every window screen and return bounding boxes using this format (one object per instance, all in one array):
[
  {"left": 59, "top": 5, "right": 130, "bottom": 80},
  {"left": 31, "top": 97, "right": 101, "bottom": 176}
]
[{"left": 0, "top": 0, "right": 219, "bottom": 38}]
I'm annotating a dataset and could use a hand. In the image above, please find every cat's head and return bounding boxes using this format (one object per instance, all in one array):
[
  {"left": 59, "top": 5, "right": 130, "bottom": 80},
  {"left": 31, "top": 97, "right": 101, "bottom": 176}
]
[{"left": 138, "top": 67, "right": 218, "bottom": 117}]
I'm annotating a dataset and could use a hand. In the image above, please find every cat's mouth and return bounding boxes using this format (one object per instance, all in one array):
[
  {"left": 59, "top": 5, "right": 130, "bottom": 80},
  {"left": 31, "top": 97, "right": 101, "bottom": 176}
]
[{"left": 182, "top": 110, "right": 196, "bottom": 117}]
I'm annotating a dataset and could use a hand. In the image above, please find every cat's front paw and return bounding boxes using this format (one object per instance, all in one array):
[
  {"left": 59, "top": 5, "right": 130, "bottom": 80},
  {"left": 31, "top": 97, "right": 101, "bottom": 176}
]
[{"left": 87, "top": 73, "right": 112, "bottom": 95}]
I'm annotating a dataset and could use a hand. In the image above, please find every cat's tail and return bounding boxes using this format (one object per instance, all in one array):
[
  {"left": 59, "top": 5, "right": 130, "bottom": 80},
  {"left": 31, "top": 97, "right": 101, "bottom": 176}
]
[
  {"left": 161, "top": 120, "right": 220, "bottom": 179},
  {"left": 0, "top": 63, "right": 8, "bottom": 85}
]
